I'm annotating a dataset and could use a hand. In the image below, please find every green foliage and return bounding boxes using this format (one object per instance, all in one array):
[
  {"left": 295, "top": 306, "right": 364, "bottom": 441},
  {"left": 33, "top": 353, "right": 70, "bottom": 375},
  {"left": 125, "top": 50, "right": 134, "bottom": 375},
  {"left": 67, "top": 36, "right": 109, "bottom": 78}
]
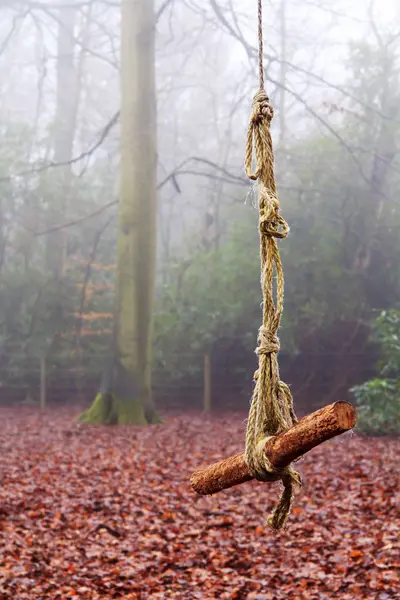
[
  {"left": 351, "top": 309, "right": 400, "bottom": 436},
  {"left": 153, "top": 208, "right": 261, "bottom": 382},
  {"left": 372, "top": 309, "right": 400, "bottom": 377},
  {"left": 351, "top": 378, "right": 400, "bottom": 436},
  {"left": 0, "top": 117, "right": 117, "bottom": 399}
]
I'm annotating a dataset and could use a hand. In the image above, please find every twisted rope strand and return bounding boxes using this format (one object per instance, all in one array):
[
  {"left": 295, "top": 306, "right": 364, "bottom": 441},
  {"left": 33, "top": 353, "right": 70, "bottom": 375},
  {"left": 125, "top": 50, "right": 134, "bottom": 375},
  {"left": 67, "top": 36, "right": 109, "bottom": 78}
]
[{"left": 257, "top": 0, "right": 264, "bottom": 90}]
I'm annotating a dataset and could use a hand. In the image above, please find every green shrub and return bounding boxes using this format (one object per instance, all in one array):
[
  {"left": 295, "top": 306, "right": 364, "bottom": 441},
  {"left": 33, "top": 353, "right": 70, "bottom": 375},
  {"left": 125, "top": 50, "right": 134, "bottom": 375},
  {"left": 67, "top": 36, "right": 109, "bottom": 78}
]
[
  {"left": 351, "top": 378, "right": 400, "bottom": 436},
  {"left": 351, "top": 309, "right": 400, "bottom": 436}
]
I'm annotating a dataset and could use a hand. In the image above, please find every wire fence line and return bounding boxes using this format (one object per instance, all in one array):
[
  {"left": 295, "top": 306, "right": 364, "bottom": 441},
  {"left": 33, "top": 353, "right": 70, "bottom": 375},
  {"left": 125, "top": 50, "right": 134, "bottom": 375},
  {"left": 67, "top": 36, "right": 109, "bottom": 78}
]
[
  {"left": 0, "top": 346, "right": 375, "bottom": 412},
  {"left": 0, "top": 351, "right": 209, "bottom": 409}
]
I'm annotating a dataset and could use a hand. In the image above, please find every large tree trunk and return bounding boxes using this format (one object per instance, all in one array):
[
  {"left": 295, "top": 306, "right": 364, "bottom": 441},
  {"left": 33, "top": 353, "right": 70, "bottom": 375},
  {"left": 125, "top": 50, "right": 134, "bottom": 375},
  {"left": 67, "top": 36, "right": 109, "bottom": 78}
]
[{"left": 81, "top": 0, "right": 160, "bottom": 425}]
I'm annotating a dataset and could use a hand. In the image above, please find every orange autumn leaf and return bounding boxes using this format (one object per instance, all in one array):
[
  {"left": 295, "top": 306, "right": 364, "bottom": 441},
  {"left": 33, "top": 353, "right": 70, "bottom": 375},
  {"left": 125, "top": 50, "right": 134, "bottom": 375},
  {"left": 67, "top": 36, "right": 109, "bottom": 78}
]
[
  {"left": 72, "top": 312, "right": 113, "bottom": 320},
  {"left": 349, "top": 549, "right": 364, "bottom": 558},
  {"left": 292, "top": 506, "right": 304, "bottom": 515}
]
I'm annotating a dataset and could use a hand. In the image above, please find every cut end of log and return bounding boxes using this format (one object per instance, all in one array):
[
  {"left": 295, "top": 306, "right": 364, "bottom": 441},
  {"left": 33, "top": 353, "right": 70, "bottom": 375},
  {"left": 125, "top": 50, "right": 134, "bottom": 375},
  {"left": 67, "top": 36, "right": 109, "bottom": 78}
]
[{"left": 333, "top": 401, "right": 357, "bottom": 431}]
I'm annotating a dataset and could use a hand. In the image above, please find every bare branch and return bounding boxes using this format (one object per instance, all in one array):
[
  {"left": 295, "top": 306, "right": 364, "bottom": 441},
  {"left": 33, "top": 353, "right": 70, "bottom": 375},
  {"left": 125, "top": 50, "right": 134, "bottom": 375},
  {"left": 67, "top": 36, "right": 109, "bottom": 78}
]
[
  {"left": 0, "top": 8, "right": 31, "bottom": 56},
  {"left": 0, "top": 0, "right": 118, "bottom": 9},
  {"left": 156, "top": 0, "right": 174, "bottom": 22},
  {"left": 0, "top": 112, "right": 120, "bottom": 183},
  {"left": 25, "top": 157, "right": 249, "bottom": 237},
  {"left": 208, "top": 0, "right": 400, "bottom": 124},
  {"left": 33, "top": 201, "right": 117, "bottom": 237}
]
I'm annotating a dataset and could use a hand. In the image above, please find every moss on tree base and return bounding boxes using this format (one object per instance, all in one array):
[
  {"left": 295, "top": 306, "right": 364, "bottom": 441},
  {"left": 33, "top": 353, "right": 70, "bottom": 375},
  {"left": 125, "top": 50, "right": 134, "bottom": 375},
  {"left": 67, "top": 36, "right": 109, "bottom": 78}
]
[
  {"left": 144, "top": 406, "right": 164, "bottom": 425},
  {"left": 79, "top": 392, "right": 161, "bottom": 425}
]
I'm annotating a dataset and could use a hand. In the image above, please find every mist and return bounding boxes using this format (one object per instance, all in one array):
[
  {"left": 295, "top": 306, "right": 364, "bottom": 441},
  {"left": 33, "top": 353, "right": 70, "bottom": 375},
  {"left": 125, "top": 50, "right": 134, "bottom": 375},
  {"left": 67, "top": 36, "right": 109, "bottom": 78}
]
[{"left": 0, "top": 1, "right": 399, "bottom": 596}]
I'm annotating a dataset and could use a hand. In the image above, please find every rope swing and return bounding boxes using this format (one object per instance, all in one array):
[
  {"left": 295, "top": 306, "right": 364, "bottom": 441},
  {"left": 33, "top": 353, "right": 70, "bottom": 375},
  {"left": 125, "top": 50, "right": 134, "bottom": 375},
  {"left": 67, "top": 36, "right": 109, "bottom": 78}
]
[
  {"left": 243, "top": 0, "right": 301, "bottom": 530},
  {"left": 190, "top": 0, "right": 356, "bottom": 531}
]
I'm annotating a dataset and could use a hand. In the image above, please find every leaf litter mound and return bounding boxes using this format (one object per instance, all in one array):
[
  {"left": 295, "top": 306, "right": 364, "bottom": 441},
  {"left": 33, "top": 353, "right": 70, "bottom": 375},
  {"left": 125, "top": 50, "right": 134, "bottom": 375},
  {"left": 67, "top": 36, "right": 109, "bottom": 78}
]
[{"left": 0, "top": 406, "right": 399, "bottom": 599}]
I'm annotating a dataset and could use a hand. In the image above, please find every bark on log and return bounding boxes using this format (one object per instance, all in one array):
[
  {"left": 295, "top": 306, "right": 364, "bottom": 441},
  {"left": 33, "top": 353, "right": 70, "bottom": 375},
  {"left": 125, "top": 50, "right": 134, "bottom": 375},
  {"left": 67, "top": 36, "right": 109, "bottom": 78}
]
[{"left": 190, "top": 401, "right": 356, "bottom": 496}]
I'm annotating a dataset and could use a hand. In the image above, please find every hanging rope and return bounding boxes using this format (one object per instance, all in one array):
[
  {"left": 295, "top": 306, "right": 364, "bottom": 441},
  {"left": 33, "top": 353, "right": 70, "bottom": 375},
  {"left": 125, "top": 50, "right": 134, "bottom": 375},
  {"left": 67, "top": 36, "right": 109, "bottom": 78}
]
[{"left": 244, "top": 0, "right": 301, "bottom": 530}]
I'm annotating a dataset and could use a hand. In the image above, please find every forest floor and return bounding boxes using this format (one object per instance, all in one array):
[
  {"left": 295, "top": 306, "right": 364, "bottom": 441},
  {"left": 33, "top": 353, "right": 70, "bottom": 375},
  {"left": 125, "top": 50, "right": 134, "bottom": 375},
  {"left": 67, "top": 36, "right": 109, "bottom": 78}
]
[{"left": 0, "top": 406, "right": 399, "bottom": 600}]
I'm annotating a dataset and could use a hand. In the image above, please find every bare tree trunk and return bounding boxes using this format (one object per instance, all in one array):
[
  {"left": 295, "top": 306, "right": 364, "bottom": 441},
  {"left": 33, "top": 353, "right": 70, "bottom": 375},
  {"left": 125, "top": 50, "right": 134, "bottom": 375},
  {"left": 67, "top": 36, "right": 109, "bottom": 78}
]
[
  {"left": 352, "top": 40, "right": 397, "bottom": 272},
  {"left": 46, "top": 6, "right": 79, "bottom": 278},
  {"left": 81, "top": 0, "right": 160, "bottom": 425}
]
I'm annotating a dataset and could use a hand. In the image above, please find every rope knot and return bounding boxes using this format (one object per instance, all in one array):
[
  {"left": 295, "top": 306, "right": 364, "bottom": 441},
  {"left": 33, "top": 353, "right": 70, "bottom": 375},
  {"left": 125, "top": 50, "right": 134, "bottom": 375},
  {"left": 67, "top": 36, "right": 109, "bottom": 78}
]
[
  {"left": 256, "top": 327, "right": 280, "bottom": 355},
  {"left": 248, "top": 437, "right": 302, "bottom": 530},
  {"left": 250, "top": 437, "right": 282, "bottom": 482},
  {"left": 260, "top": 213, "right": 290, "bottom": 239},
  {"left": 258, "top": 190, "right": 289, "bottom": 239},
  {"left": 251, "top": 90, "right": 274, "bottom": 124},
  {"left": 245, "top": 90, "right": 275, "bottom": 181}
]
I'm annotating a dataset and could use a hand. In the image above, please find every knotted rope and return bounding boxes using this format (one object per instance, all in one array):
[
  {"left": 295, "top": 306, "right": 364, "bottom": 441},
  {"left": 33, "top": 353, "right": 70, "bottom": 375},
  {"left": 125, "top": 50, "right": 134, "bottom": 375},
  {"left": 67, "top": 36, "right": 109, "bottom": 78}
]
[{"left": 244, "top": 0, "right": 301, "bottom": 531}]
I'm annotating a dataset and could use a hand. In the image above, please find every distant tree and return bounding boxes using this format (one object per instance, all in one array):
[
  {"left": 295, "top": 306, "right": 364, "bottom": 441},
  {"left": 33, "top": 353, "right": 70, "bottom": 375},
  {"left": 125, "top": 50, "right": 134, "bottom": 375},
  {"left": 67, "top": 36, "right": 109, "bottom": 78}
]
[{"left": 45, "top": 5, "right": 79, "bottom": 278}]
